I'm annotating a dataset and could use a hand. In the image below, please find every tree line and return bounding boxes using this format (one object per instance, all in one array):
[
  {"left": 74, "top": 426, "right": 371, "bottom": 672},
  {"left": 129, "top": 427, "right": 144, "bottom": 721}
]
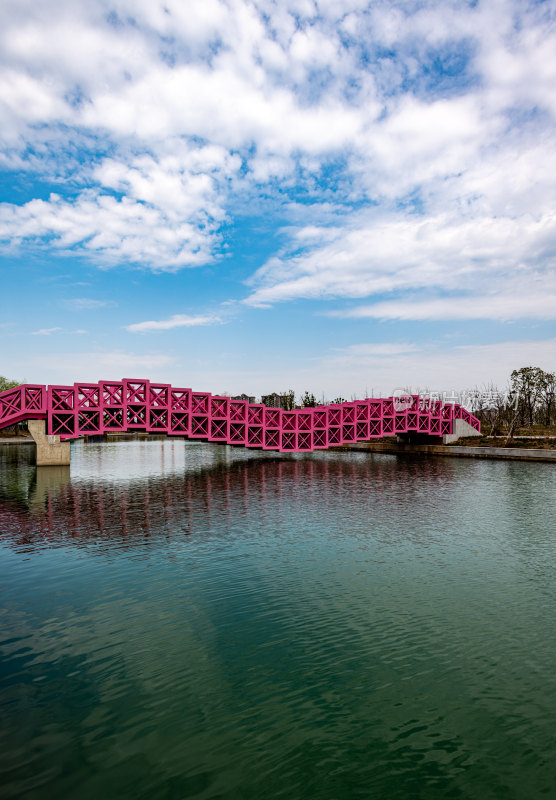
[
  {"left": 472, "top": 366, "right": 556, "bottom": 436},
  {"left": 283, "top": 391, "right": 347, "bottom": 408}
]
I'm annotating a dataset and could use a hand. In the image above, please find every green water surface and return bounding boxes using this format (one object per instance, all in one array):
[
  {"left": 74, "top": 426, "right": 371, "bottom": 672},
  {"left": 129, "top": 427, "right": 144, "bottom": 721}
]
[{"left": 0, "top": 440, "right": 555, "bottom": 799}]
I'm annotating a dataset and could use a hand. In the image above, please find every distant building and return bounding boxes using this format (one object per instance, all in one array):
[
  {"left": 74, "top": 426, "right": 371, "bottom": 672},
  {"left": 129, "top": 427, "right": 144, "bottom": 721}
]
[
  {"left": 232, "top": 393, "right": 256, "bottom": 404},
  {"left": 261, "top": 392, "right": 290, "bottom": 409}
]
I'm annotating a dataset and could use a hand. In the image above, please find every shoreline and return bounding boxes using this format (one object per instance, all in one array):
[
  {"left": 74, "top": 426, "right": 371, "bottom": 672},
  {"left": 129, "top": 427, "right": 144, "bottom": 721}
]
[
  {"left": 331, "top": 441, "right": 556, "bottom": 463},
  {"left": 2, "top": 434, "right": 556, "bottom": 462}
]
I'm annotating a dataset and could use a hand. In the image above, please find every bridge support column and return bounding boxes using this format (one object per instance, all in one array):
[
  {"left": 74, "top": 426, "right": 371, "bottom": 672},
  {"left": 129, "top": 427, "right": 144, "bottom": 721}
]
[{"left": 28, "top": 419, "right": 71, "bottom": 466}]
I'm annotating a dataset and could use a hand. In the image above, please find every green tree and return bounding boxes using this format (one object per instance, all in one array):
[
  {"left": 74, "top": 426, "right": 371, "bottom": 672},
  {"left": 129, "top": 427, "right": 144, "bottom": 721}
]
[
  {"left": 332, "top": 397, "right": 346, "bottom": 404},
  {"left": 510, "top": 367, "right": 550, "bottom": 426},
  {"left": 300, "top": 391, "right": 317, "bottom": 407},
  {"left": 540, "top": 371, "right": 556, "bottom": 426},
  {"left": 0, "top": 376, "right": 20, "bottom": 392},
  {"left": 281, "top": 390, "right": 295, "bottom": 411}
]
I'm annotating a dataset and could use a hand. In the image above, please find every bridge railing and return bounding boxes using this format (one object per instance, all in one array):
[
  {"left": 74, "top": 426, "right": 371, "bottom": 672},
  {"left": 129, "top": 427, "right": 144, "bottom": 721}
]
[
  {"left": 0, "top": 380, "right": 480, "bottom": 451},
  {"left": 0, "top": 385, "right": 47, "bottom": 427}
]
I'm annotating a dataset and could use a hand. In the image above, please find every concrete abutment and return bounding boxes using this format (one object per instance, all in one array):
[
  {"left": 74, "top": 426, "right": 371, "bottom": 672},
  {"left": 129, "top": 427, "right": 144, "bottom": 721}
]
[{"left": 28, "top": 419, "right": 71, "bottom": 466}]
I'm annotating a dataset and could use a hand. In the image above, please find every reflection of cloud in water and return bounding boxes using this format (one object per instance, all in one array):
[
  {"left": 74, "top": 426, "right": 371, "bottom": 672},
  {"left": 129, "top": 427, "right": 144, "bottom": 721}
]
[{"left": 70, "top": 439, "right": 282, "bottom": 483}]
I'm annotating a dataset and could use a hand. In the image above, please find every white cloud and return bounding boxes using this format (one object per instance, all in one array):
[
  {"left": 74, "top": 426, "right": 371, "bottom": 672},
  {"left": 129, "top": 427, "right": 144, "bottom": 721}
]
[
  {"left": 332, "top": 342, "right": 421, "bottom": 357},
  {"left": 80, "top": 62, "right": 365, "bottom": 153},
  {"left": 0, "top": 0, "right": 554, "bottom": 322},
  {"left": 131, "top": 337, "right": 556, "bottom": 399},
  {"left": 76, "top": 350, "right": 177, "bottom": 374},
  {"left": 2, "top": 333, "right": 554, "bottom": 400},
  {"left": 244, "top": 337, "right": 556, "bottom": 399},
  {"left": 3, "top": 349, "right": 179, "bottom": 385},
  {"left": 331, "top": 291, "right": 556, "bottom": 322},
  {"left": 62, "top": 298, "right": 116, "bottom": 310},
  {"left": 30, "top": 326, "right": 88, "bottom": 335},
  {"left": 31, "top": 327, "right": 62, "bottom": 335},
  {"left": 0, "top": 135, "right": 242, "bottom": 268},
  {"left": 245, "top": 208, "right": 556, "bottom": 313},
  {"left": 125, "top": 313, "right": 222, "bottom": 333}
]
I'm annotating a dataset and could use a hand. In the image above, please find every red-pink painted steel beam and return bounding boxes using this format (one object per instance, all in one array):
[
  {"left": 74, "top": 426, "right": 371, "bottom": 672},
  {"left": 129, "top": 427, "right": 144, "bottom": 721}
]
[{"left": 0, "top": 380, "right": 480, "bottom": 452}]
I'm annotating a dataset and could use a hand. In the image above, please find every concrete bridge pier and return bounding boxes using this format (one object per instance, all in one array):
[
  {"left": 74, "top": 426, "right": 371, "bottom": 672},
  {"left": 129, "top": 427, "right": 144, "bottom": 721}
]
[{"left": 28, "top": 419, "right": 71, "bottom": 466}]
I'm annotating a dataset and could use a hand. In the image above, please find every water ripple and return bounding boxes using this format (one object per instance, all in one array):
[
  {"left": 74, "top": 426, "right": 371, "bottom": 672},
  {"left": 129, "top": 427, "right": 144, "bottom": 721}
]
[{"left": 1, "top": 441, "right": 555, "bottom": 798}]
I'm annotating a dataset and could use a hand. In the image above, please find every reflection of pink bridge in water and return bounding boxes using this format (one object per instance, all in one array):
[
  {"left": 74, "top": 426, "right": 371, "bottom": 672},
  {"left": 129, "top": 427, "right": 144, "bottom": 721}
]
[{"left": 0, "top": 379, "right": 480, "bottom": 452}]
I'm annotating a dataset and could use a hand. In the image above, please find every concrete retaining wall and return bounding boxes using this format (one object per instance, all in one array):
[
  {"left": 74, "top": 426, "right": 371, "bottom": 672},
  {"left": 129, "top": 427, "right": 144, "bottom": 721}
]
[{"left": 337, "top": 442, "right": 556, "bottom": 462}]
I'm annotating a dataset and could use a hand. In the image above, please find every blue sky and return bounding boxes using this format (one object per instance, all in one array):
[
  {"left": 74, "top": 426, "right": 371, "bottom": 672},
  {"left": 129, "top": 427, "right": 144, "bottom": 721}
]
[{"left": 1, "top": 0, "right": 555, "bottom": 399}]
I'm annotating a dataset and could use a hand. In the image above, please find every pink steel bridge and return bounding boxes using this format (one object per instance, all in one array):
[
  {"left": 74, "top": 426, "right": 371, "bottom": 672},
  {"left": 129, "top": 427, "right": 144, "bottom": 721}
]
[{"left": 0, "top": 379, "right": 480, "bottom": 452}]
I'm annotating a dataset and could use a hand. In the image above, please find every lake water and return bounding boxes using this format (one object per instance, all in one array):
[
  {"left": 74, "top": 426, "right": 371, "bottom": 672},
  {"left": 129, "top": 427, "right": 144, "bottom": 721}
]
[{"left": 0, "top": 440, "right": 555, "bottom": 799}]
